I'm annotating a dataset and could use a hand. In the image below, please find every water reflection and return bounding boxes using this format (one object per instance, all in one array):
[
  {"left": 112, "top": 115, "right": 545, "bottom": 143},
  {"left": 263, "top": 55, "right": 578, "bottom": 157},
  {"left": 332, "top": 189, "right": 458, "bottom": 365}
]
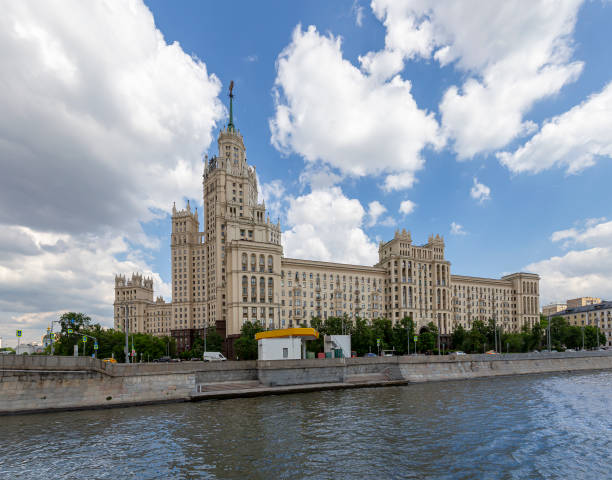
[{"left": 1, "top": 371, "right": 610, "bottom": 479}]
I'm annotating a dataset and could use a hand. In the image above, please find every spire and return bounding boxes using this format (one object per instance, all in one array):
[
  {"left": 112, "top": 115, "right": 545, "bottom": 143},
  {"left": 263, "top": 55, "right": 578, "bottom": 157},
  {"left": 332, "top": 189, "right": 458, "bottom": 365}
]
[{"left": 228, "top": 80, "right": 235, "bottom": 132}]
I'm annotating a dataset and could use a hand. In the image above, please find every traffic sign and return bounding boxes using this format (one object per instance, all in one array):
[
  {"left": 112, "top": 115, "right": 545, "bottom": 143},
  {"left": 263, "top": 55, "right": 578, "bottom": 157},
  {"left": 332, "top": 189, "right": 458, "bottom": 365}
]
[
  {"left": 376, "top": 338, "right": 381, "bottom": 346},
  {"left": 16, "top": 330, "right": 22, "bottom": 337},
  {"left": 50, "top": 333, "right": 55, "bottom": 339},
  {"left": 414, "top": 336, "right": 418, "bottom": 342},
  {"left": 82, "top": 336, "right": 87, "bottom": 343},
  {"left": 68, "top": 328, "right": 73, "bottom": 334},
  {"left": 94, "top": 343, "right": 99, "bottom": 350}
]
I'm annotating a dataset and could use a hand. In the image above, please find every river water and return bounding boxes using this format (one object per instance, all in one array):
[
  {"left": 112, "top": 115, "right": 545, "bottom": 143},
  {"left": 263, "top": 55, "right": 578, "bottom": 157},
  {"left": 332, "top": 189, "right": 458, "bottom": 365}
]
[{"left": 1, "top": 371, "right": 610, "bottom": 479}]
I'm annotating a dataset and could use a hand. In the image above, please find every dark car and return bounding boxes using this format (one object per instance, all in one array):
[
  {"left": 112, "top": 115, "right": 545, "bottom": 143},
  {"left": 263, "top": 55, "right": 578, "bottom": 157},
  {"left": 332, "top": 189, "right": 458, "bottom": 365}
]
[{"left": 154, "top": 356, "right": 171, "bottom": 363}]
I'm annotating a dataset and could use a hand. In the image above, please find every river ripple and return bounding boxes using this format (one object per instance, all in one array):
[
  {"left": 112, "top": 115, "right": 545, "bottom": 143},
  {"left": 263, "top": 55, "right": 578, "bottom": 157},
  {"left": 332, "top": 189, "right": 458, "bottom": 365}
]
[{"left": 1, "top": 371, "right": 611, "bottom": 479}]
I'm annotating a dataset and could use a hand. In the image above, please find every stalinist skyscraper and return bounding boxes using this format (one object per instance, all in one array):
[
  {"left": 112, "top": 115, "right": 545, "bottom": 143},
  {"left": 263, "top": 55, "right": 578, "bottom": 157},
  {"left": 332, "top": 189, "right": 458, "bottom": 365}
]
[{"left": 115, "top": 83, "right": 540, "bottom": 356}]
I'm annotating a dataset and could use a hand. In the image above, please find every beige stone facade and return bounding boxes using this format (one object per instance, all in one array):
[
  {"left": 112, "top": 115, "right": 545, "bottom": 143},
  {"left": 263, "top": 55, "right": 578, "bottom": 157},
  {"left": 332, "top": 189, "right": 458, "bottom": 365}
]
[
  {"left": 542, "top": 303, "right": 568, "bottom": 316},
  {"left": 552, "top": 301, "right": 612, "bottom": 347},
  {"left": 114, "top": 274, "right": 171, "bottom": 336},
  {"left": 114, "top": 97, "right": 540, "bottom": 340},
  {"left": 566, "top": 297, "right": 602, "bottom": 309}
]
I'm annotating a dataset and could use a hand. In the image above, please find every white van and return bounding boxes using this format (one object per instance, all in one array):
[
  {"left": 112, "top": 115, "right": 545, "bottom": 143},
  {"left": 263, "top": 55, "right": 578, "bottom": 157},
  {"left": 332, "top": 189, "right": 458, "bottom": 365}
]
[{"left": 203, "top": 352, "right": 227, "bottom": 362}]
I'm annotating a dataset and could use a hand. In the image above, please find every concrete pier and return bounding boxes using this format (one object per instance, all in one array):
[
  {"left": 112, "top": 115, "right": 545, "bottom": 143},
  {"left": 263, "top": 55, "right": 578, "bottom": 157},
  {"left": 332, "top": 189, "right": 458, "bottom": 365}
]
[{"left": 1, "top": 351, "right": 611, "bottom": 415}]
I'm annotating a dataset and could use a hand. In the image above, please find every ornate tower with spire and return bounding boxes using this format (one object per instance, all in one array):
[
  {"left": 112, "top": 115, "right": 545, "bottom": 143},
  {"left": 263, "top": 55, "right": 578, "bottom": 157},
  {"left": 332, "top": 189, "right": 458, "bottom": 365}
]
[{"left": 202, "top": 81, "right": 283, "bottom": 350}]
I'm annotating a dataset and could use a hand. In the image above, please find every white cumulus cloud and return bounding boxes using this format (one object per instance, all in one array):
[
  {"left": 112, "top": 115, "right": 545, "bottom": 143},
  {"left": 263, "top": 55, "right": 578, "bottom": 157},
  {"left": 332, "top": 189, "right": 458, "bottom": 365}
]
[
  {"left": 370, "top": 0, "right": 584, "bottom": 158},
  {"left": 470, "top": 178, "right": 491, "bottom": 204},
  {"left": 270, "top": 25, "right": 443, "bottom": 192},
  {"left": 367, "top": 201, "right": 387, "bottom": 227},
  {"left": 526, "top": 218, "right": 612, "bottom": 304},
  {"left": 498, "top": 81, "right": 612, "bottom": 174},
  {"left": 0, "top": 0, "right": 223, "bottom": 342},
  {"left": 399, "top": 200, "right": 416, "bottom": 215},
  {"left": 450, "top": 222, "right": 466, "bottom": 236},
  {"left": 283, "top": 187, "right": 379, "bottom": 265}
]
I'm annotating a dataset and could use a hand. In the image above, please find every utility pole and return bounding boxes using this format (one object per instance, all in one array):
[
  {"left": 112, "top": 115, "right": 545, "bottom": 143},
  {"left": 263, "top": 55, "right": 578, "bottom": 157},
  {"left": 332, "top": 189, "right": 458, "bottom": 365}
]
[
  {"left": 406, "top": 321, "right": 410, "bottom": 355},
  {"left": 204, "top": 320, "right": 207, "bottom": 356},
  {"left": 124, "top": 304, "right": 130, "bottom": 364},
  {"left": 582, "top": 326, "right": 585, "bottom": 351},
  {"left": 493, "top": 318, "right": 497, "bottom": 353}
]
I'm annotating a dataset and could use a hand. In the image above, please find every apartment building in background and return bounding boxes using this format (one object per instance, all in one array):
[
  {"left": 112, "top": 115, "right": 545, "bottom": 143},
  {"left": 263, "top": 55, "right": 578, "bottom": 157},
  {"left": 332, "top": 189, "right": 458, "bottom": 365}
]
[{"left": 114, "top": 90, "right": 540, "bottom": 355}]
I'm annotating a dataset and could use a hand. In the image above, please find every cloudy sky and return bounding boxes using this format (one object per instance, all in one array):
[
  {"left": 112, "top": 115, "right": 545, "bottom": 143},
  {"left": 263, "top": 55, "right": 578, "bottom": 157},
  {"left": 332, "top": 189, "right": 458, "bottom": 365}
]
[{"left": 2, "top": 0, "right": 612, "bottom": 346}]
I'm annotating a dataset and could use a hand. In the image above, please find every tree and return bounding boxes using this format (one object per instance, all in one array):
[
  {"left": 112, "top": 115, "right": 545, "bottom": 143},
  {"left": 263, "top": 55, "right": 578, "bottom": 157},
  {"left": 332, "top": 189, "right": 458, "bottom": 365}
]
[
  {"left": 392, "top": 317, "right": 415, "bottom": 355},
  {"left": 351, "top": 317, "right": 374, "bottom": 356},
  {"left": 234, "top": 321, "right": 264, "bottom": 360},
  {"left": 205, "top": 330, "right": 223, "bottom": 353},
  {"left": 501, "top": 332, "right": 525, "bottom": 353},
  {"left": 371, "top": 318, "right": 393, "bottom": 352},
  {"left": 451, "top": 324, "right": 466, "bottom": 350},
  {"left": 418, "top": 322, "right": 439, "bottom": 353}
]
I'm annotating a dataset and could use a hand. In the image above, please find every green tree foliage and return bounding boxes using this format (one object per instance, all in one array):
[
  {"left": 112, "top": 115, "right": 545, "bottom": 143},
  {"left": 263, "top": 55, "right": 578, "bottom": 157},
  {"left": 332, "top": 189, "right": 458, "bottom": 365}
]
[
  {"left": 453, "top": 315, "right": 606, "bottom": 353},
  {"left": 234, "top": 321, "right": 264, "bottom": 360},
  {"left": 49, "top": 311, "right": 176, "bottom": 361},
  {"left": 417, "top": 322, "right": 439, "bottom": 353},
  {"left": 391, "top": 317, "right": 415, "bottom": 355},
  {"left": 180, "top": 329, "right": 224, "bottom": 359}
]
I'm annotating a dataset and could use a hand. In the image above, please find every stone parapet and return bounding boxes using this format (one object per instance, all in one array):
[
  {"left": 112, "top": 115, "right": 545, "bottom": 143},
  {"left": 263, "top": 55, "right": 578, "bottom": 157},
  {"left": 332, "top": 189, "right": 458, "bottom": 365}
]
[{"left": 1, "top": 352, "right": 611, "bottom": 415}]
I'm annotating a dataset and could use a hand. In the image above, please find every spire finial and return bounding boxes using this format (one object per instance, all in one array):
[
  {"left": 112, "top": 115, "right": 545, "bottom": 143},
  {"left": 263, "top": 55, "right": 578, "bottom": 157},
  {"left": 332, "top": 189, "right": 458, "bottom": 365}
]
[{"left": 228, "top": 80, "right": 235, "bottom": 132}]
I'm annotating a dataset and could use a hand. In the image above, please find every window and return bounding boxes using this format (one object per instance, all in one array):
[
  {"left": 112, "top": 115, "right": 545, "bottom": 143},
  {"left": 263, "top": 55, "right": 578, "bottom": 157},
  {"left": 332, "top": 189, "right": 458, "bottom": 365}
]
[{"left": 283, "top": 347, "right": 288, "bottom": 358}]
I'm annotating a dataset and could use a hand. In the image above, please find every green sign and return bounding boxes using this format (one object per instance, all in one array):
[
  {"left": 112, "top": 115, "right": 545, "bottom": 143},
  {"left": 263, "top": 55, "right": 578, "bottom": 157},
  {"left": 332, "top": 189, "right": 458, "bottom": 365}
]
[
  {"left": 68, "top": 328, "right": 73, "bottom": 334},
  {"left": 376, "top": 338, "right": 381, "bottom": 346},
  {"left": 414, "top": 336, "right": 418, "bottom": 342},
  {"left": 50, "top": 333, "right": 55, "bottom": 339},
  {"left": 16, "top": 330, "right": 22, "bottom": 337},
  {"left": 82, "top": 336, "right": 87, "bottom": 343},
  {"left": 94, "top": 343, "right": 99, "bottom": 350}
]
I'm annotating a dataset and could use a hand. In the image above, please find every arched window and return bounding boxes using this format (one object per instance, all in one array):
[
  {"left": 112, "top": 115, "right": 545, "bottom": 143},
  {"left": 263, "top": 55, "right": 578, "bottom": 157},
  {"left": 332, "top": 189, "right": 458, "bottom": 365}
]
[
  {"left": 241, "top": 253, "right": 247, "bottom": 271},
  {"left": 268, "top": 255, "right": 273, "bottom": 273},
  {"left": 259, "top": 255, "right": 265, "bottom": 272},
  {"left": 250, "top": 254, "right": 256, "bottom": 272}
]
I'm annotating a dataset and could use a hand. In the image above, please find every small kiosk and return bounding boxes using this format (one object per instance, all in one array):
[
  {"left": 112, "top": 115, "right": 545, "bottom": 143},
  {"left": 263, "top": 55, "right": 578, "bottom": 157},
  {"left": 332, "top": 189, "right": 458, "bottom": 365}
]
[{"left": 255, "top": 328, "right": 319, "bottom": 360}]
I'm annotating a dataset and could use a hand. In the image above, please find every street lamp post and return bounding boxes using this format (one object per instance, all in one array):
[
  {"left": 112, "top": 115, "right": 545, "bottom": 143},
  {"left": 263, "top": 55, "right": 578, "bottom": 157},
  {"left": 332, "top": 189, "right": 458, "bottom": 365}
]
[
  {"left": 49, "top": 319, "right": 61, "bottom": 355},
  {"left": 582, "top": 326, "right": 585, "bottom": 351},
  {"left": 124, "top": 304, "right": 130, "bottom": 364},
  {"left": 437, "top": 318, "right": 441, "bottom": 355},
  {"left": 406, "top": 321, "right": 410, "bottom": 355},
  {"left": 204, "top": 320, "right": 207, "bottom": 356}
]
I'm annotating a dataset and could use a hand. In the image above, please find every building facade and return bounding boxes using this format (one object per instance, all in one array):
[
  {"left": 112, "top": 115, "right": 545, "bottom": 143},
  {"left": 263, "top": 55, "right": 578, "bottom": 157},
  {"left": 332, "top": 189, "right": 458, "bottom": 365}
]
[
  {"left": 551, "top": 301, "right": 612, "bottom": 347},
  {"left": 566, "top": 297, "right": 602, "bottom": 309},
  {"left": 542, "top": 303, "right": 568, "bottom": 317},
  {"left": 114, "top": 92, "right": 540, "bottom": 353}
]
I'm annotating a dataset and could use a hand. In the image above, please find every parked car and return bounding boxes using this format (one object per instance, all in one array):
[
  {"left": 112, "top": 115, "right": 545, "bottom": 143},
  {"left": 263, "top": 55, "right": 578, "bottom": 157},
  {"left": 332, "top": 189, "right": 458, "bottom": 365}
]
[
  {"left": 102, "top": 357, "right": 117, "bottom": 364},
  {"left": 364, "top": 352, "right": 377, "bottom": 357},
  {"left": 566, "top": 348, "right": 576, "bottom": 352},
  {"left": 455, "top": 351, "right": 466, "bottom": 355},
  {"left": 485, "top": 350, "right": 497, "bottom": 355},
  {"left": 203, "top": 352, "right": 226, "bottom": 362},
  {"left": 154, "top": 356, "right": 171, "bottom": 363}
]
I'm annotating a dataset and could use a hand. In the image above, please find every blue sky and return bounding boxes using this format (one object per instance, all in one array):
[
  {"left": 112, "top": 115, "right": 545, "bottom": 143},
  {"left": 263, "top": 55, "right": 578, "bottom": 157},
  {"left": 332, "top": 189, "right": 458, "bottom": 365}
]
[
  {"left": 144, "top": 0, "right": 612, "bottom": 284},
  {"left": 1, "top": 0, "right": 612, "bottom": 345}
]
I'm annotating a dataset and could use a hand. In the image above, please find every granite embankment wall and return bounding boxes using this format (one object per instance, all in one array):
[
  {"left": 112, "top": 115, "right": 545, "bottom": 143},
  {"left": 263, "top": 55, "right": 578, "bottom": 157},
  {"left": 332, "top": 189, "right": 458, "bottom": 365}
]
[
  {"left": 2, "top": 352, "right": 611, "bottom": 414},
  {"left": 0, "top": 355, "right": 256, "bottom": 414}
]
